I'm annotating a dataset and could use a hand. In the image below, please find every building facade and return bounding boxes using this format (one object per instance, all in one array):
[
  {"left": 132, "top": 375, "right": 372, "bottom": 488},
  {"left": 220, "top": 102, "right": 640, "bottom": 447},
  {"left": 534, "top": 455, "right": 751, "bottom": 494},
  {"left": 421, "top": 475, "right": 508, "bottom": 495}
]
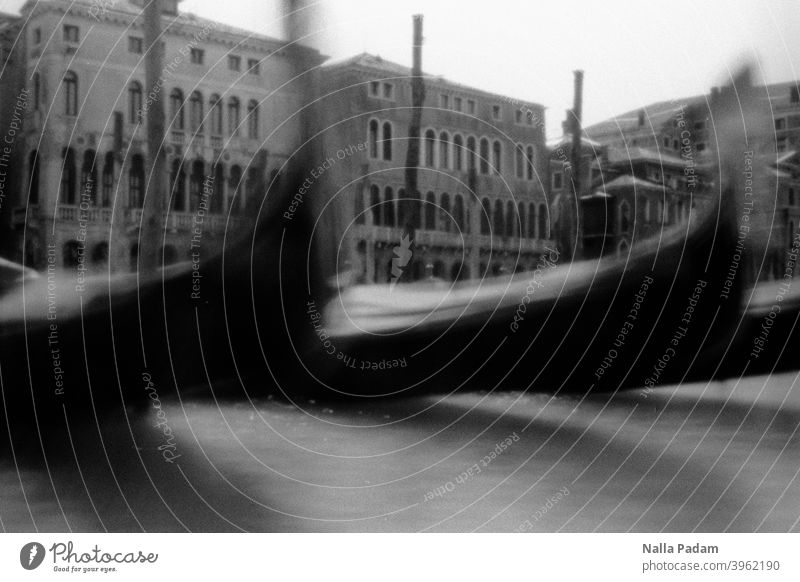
[
  {"left": 318, "top": 53, "right": 554, "bottom": 284},
  {"left": 4, "top": 0, "right": 323, "bottom": 273}
]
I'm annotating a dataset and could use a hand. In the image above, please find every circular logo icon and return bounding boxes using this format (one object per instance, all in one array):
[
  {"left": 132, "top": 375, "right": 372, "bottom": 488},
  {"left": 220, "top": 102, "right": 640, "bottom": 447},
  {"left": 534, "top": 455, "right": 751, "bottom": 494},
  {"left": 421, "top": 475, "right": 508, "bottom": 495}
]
[{"left": 20, "top": 542, "right": 46, "bottom": 570}]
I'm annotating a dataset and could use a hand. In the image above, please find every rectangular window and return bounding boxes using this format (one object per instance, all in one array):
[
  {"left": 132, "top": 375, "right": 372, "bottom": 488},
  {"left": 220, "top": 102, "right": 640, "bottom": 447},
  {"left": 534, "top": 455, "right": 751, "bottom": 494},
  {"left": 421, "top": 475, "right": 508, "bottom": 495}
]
[
  {"left": 792, "top": 87, "right": 800, "bottom": 104},
  {"left": 248, "top": 59, "right": 260, "bottom": 75},
  {"left": 369, "top": 81, "right": 380, "bottom": 97},
  {"left": 492, "top": 104, "right": 501, "bottom": 120},
  {"left": 382, "top": 82, "right": 394, "bottom": 100},
  {"left": 128, "top": 36, "right": 143, "bottom": 54},
  {"left": 776, "top": 118, "right": 786, "bottom": 131},
  {"left": 228, "top": 55, "right": 241, "bottom": 71},
  {"left": 33, "top": 28, "right": 41, "bottom": 44},
  {"left": 440, "top": 94, "right": 449, "bottom": 109},
  {"left": 454, "top": 97, "right": 462, "bottom": 112},
  {"left": 63, "top": 24, "right": 79, "bottom": 43},
  {"left": 190, "top": 48, "right": 205, "bottom": 65},
  {"left": 553, "top": 172, "right": 563, "bottom": 190},
  {"left": 467, "top": 99, "right": 476, "bottom": 115},
  {"left": 515, "top": 110, "right": 523, "bottom": 124}
]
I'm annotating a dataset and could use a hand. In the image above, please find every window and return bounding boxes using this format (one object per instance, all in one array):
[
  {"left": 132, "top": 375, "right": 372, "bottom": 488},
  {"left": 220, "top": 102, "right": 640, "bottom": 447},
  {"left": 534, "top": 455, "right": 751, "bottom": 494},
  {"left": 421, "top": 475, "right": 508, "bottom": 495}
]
[
  {"left": 454, "top": 97, "right": 462, "bottom": 112},
  {"left": 33, "top": 28, "right": 41, "bottom": 44},
  {"left": 441, "top": 193, "right": 451, "bottom": 232},
  {"left": 663, "top": 136, "right": 670, "bottom": 147},
  {"left": 479, "top": 138, "right": 489, "bottom": 174},
  {"left": 128, "top": 36, "right": 143, "bottom": 54},
  {"left": 170, "top": 88, "right": 184, "bottom": 130},
  {"left": 454, "top": 195, "right": 465, "bottom": 232},
  {"left": 776, "top": 118, "right": 786, "bottom": 131},
  {"left": 505, "top": 201, "right": 515, "bottom": 237},
  {"left": 247, "top": 100, "right": 259, "bottom": 139},
  {"left": 538, "top": 203, "right": 547, "bottom": 238},
  {"left": 439, "top": 132, "right": 450, "bottom": 168},
  {"left": 102, "top": 152, "right": 114, "bottom": 208},
  {"left": 28, "top": 150, "right": 40, "bottom": 205},
  {"left": 467, "top": 99, "right": 476, "bottom": 115},
  {"left": 248, "top": 59, "right": 260, "bottom": 75},
  {"left": 128, "top": 154, "right": 144, "bottom": 208},
  {"left": 553, "top": 172, "right": 563, "bottom": 190},
  {"left": 63, "top": 24, "right": 79, "bottom": 43},
  {"left": 368, "top": 119, "right": 379, "bottom": 159},
  {"left": 467, "top": 136, "right": 477, "bottom": 172},
  {"left": 370, "top": 185, "right": 381, "bottom": 225},
  {"left": 228, "top": 55, "right": 241, "bottom": 71},
  {"left": 440, "top": 94, "right": 450, "bottom": 109},
  {"left": 189, "top": 91, "right": 203, "bottom": 133},
  {"left": 791, "top": 87, "right": 800, "bottom": 104},
  {"left": 382, "top": 82, "right": 394, "bottom": 100},
  {"left": 190, "top": 48, "right": 204, "bottom": 64},
  {"left": 425, "top": 192, "right": 436, "bottom": 230},
  {"left": 425, "top": 129, "right": 436, "bottom": 167},
  {"left": 493, "top": 199, "right": 504, "bottom": 234},
  {"left": 384, "top": 187, "right": 395, "bottom": 227},
  {"left": 492, "top": 141, "right": 502, "bottom": 174},
  {"left": 480, "top": 198, "right": 491, "bottom": 234},
  {"left": 492, "top": 104, "right": 501, "bottom": 120},
  {"left": 81, "top": 150, "right": 97, "bottom": 205},
  {"left": 515, "top": 110, "right": 523, "bottom": 124},
  {"left": 189, "top": 160, "right": 205, "bottom": 211},
  {"left": 528, "top": 203, "right": 536, "bottom": 238},
  {"left": 63, "top": 71, "right": 78, "bottom": 116},
  {"left": 515, "top": 145, "right": 524, "bottom": 179},
  {"left": 525, "top": 146, "right": 535, "bottom": 180},
  {"left": 369, "top": 81, "right": 380, "bottom": 97},
  {"left": 128, "top": 81, "right": 143, "bottom": 124},
  {"left": 228, "top": 97, "right": 240, "bottom": 136},
  {"left": 453, "top": 134, "right": 464, "bottom": 171},
  {"left": 210, "top": 94, "right": 223, "bottom": 135},
  {"left": 382, "top": 122, "right": 392, "bottom": 161},
  {"left": 619, "top": 200, "right": 631, "bottom": 233}
]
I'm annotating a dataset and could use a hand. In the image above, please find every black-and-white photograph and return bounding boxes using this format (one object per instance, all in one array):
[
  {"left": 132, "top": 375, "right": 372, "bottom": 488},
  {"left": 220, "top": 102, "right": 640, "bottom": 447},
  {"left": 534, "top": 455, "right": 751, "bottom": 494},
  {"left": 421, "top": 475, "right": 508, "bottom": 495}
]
[{"left": 0, "top": 0, "right": 798, "bottom": 578}]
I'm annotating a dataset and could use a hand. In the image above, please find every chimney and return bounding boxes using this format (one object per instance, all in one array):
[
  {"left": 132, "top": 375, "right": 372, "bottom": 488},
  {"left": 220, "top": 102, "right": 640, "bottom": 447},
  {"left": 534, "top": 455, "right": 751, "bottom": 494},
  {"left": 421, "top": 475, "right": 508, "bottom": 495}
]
[{"left": 570, "top": 70, "right": 584, "bottom": 190}]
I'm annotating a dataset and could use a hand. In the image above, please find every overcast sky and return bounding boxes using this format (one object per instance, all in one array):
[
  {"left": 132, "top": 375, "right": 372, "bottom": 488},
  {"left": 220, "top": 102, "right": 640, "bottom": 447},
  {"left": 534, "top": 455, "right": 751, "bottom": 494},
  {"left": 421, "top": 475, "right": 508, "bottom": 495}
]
[{"left": 5, "top": 0, "right": 800, "bottom": 135}]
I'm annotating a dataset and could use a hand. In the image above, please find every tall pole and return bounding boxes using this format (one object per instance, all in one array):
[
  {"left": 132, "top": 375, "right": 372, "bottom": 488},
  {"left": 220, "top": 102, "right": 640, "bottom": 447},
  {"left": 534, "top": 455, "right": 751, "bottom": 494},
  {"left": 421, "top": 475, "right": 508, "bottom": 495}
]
[
  {"left": 567, "top": 69, "right": 584, "bottom": 260},
  {"left": 401, "top": 14, "right": 425, "bottom": 281},
  {"left": 140, "top": 0, "right": 167, "bottom": 273}
]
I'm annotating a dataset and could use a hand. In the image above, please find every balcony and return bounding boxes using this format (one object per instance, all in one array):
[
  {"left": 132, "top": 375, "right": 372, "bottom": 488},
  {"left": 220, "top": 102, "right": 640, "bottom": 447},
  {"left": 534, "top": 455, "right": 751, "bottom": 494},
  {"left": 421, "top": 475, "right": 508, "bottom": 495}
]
[
  {"left": 57, "top": 205, "right": 113, "bottom": 223},
  {"left": 171, "top": 131, "right": 185, "bottom": 146}
]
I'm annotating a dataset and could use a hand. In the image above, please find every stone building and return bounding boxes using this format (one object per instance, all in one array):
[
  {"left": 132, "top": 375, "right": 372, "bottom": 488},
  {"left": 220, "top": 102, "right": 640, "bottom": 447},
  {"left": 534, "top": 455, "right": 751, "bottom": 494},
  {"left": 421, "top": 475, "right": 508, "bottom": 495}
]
[
  {"left": 317, "top": 53, "right": 554, "bottom": 284},
  {"left": 3, "top": 0, "right": 323, "bottom": 273}
]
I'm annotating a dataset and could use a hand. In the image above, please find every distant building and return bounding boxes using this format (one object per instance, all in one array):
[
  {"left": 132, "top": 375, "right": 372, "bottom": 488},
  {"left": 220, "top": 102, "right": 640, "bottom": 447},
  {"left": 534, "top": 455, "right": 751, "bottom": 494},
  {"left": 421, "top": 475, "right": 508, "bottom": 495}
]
[
  {"left": 3, "top": 0, "right": 323, "bottom": 272},
  {"left": 318, "top": 53, "right": 554, "bottom": 283}
]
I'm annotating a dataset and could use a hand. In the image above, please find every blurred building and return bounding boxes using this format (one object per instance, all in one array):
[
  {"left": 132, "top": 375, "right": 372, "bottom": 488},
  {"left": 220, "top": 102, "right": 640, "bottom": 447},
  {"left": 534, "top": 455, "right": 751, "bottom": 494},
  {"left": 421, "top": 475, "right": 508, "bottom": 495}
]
[
  {"left": 318, "top": 53, "right": 554, "bottom": 283},
  {"left": 3, "top": 0, "right": 323, "bottom": 272}
]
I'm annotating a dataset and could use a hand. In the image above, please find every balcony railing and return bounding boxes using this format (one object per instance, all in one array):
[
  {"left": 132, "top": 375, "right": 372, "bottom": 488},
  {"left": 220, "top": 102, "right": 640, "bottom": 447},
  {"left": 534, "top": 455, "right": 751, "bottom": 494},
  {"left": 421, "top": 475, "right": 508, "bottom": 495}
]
[{"left": 57, "top": 205, "right": 113, "bottom": 223}]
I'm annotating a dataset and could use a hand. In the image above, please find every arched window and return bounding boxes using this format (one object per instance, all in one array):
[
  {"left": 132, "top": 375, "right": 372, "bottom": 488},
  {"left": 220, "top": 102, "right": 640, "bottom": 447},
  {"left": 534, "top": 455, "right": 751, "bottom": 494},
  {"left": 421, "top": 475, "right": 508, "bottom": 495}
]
[
  {"left": 515, "top": 144, "right": 524, "bottom": 179},
  {"left": 370, "top": 184, "right": 381, "bottom": 225},
  {"left": 128, "top": 81, "right": 142, "bottom": 124},
  {"left": 229, "top": 165, "right": 243, "bottom": 213},
  {"left": 189, "top": 159, "right": 205, "bottom": 211},
  {"left": 453, "top": 194, "right": 465, "bottom": 232},
  {"left": 493, "top": 199, "right": 504, "bottom": 234},
  {"left": 425, "top": 191, "right": 436, "bottom": 230},
  {"left": 81, "top": 149, "right": 97, "bottom": 205},
  {"left": 479, "top": 138, "right": 490, "bottom": 174},
  {"left": 170, "top": 158, "right": 186, "bottom": 211},
  {"left": 28, "top": 150, "right": 40, "bottom": 205},
  {"left": 467, "top": 136, "right": 477, "bottom": 172},
  {"left": 210, "top": 94, "right": 223, "bottom": 135},
  {"left": 228, "top": 97, "right": 240, "bottom": 136},
  {"left": 382, "top": 122, "right": 393, "bottom": 161},
  {"left": 528, "top": 203, "right": 536, "bottom": 238},
  {"left": 246, "top": 167, "right": 260, "bottom": 212},
  {"left": 505, "top": 200, "right": 515, "bottom": 237},
  {"left": 643, "top": 198, "right": 651, "bottom": 222},
  {"left": 189, "top": 91, "right": 203, "bottom": 133},
  {"left": 61, "top": 147, "right": 77, "bottom": 205},
  {"left": 480, "top": 197, "right": 491, "bottom": 235},
  {"left": 538, "top": 203, "right": 548, "bottom": 238},
  {"left": 492, "top": 140, "right": 502, "bottom": 174},
  {"left": 439, "top": 132, "right": 450, "bottom": 168},
  {"left": 517, "top": 203, "right": 526, "bottom": 238},
  {"left": 425, "top": 129, "right": 436, "bottom": 167},
  {"left": 170, "top": 88, "right": 184, "bottom": 131},
  {"left": 440, "top": 192, "right": 450, "bottom": 232},
  {"left": 92, "top": 242, "right": 109, "bottom": 265},
  {"left": 526, "top": 146, "right": 535, "bottom": 180},
  {"left": 368, "top": 119, "right": 379, "bottom": 159},
  {"left": 128, "top": 154, "right": 144, "bottom": 208},
  {"left": 247, "top": 99, "right": 259, "bottom": 139},
  {"left": 102, "top": 152, "right": 114, "bottom": 208},
  {"left": 63, "top": 71, "right": 78, "bottom": 116},
  {"left": 384, "top": 187, "right": 395, "bottom": 227},
  {"left": 453, "top": 134, "right": 464, "bottom": 171}
]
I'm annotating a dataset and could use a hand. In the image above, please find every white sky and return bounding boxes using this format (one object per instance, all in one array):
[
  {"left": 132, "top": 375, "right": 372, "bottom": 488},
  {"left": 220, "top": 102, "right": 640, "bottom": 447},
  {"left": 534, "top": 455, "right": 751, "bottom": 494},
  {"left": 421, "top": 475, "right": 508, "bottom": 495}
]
[{"left": 4, "top": 0, "right": 800, "bottom": 135}]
